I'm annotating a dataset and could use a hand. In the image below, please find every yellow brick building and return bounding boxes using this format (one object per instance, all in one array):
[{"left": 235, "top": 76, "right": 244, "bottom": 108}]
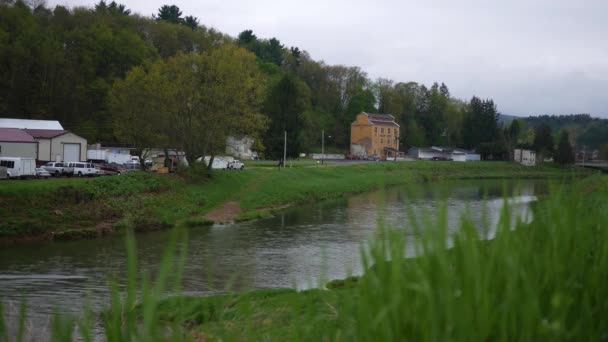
[{"left": 350, "top": 112, "right": 400, "bottom": 160}]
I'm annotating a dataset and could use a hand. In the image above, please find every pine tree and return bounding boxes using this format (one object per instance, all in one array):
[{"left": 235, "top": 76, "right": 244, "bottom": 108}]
[{"left": 555, "top": 130, "right": 574, "bottom": 165}]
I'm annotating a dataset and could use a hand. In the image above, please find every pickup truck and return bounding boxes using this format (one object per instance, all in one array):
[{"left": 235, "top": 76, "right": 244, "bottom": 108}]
[{"left": 41, "top": 162, "right": 66, "bottom": 176}]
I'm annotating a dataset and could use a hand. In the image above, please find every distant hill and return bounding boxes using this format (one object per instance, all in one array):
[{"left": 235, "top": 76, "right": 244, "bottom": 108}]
[{"left": 505, "top": 114, "right": 608, "bottom": 149}]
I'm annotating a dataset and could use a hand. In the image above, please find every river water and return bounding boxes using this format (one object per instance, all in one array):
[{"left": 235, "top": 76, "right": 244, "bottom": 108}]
[{"left": 0, "top": 179, "right": 548, "bottom": 335}]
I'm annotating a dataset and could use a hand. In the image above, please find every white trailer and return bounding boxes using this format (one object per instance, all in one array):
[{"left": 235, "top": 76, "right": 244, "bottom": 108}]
[
  {"left": 87, "top": 149, "right": 133, "bottom": 164},
  {"left": 0, "top": 157, "right": 36, "bottom": 178}
]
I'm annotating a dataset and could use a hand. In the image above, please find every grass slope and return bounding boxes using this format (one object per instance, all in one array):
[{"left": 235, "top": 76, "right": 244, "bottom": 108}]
[{"left": 0, "top": 162, "right": 591, "bottom": 241}]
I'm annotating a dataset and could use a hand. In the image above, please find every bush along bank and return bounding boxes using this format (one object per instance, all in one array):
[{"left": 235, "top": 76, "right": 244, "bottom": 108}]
[{"left": 0, "top": 161, "right": 594, "bottom": 244}]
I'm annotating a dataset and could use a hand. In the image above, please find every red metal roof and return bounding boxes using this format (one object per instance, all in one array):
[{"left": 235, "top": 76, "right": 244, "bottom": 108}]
[
  {"left": 0, "top": 128, "right": 36, "bottom": 142},
  {"left": 23, "top": 129, "right": 67, "bottom": 139}
]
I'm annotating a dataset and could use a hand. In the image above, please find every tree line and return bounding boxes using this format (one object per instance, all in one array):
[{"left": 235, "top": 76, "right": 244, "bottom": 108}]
[{"left": 1, "top": 0, "right": 604, "bottom": 164}]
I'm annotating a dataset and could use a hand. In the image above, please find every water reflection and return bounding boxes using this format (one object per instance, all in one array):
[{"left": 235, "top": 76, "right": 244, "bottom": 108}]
[{"left": 0, "top": 179, "right": 548, "bottom": 332}]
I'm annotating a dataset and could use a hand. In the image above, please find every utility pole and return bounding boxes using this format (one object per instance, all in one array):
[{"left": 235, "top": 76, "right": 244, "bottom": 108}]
[
  {"left": 321, "top": 129, "right": 324, "bottom": 165},
  {"left": 283, "top": 130, "right": 287, "bottom": 169}
]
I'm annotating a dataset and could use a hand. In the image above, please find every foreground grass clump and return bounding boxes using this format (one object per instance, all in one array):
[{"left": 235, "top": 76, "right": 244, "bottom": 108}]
[{"left": 153, "top": 176, "right": 608, "bottom": 340}]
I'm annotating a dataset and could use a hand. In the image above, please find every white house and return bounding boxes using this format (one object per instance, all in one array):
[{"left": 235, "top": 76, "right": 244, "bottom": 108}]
[
  {"left": 0, "top": 128, "right": 38, "bottom": 159},
  {"left": 408, "top": 146, "right": 480, "bottom": 161},
  {"left": 514, "top": 149, "right": 536, "bottom": 166},
  {"left": 226, "top": 136, "right": 257, "bottom": 160}
]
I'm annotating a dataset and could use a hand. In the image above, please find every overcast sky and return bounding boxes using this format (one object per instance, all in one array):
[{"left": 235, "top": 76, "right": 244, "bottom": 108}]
[{"left": 51, "top": 0, "right": 608, "bottom": 118}]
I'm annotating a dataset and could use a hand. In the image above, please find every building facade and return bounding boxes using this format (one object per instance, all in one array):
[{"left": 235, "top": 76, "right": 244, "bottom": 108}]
[
  {"left": 0, "top": 119, "right": 87, "bottom": 162},
  {"left": 408, "top": 146, "right": 481, "bottom": 161},
  {"left": 24, "top": 130, "right": 87, "bottom": 162},
  {"left": 0, "top": 128, "right": 37, "bottom": 159},
  {"left": 514, "top": 149, "right": 536, "bottom": 166},
  {"left": 350, "top": 113, "right": 400, "bottom": 160}
]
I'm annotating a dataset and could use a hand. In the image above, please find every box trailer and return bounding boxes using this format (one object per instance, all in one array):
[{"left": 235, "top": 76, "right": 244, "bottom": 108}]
[
  {"left": 0, "top": 157, "right": 36, "bottom": 178},
  {"left": 87, "top": 150, "right": 133, "bottom": 165}
]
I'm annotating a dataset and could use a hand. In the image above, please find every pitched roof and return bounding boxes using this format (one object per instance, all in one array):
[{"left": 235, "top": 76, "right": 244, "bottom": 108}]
[
  {"left": 363, "top": 113, "right": 400, "bottom": 127},
  {"left": 0, "top": 128, "right": 36, "bottom": 143},
  {"left": 23, "top": 129, "right": 68, "bottom": 139},
  {"left": 0, "top": 118, "right": 64, "bottom": 130}
]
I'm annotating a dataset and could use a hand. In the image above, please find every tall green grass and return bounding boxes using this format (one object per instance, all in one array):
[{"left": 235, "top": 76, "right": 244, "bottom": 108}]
[{"left": 0, "top": 176, "right": 605, "bottom": 341}]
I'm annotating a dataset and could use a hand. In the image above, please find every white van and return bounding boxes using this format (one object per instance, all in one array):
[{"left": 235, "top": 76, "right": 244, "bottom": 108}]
[
  {"left": 0, "top": 157, "right": 36, "bottom": 179},
  {"left": 66, "top": 162, "right": 99, "bottom": 177}
]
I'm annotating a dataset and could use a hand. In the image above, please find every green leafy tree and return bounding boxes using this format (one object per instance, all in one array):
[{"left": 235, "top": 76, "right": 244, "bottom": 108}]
[
  {"left": 110, "top": 64, "right": 169, "bottom": 169},
  {"left": 164, "top": 46, "right": 268, "bottom": 165},
  {"left": 554, "top": 130, "right": 574, "bottom": 165}
]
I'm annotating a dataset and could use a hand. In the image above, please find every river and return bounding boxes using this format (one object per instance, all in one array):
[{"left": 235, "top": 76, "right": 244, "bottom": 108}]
[{"left": 0, "top": 179, "right": 548, "bottom": 336}]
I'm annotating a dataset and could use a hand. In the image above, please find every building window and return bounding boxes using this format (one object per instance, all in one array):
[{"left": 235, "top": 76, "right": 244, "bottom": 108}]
[
  {"left": 381, "top": 138, "right": 383, "bottom": 144},
  {"left": 381, "top": 128, "right": 384, "bottom": 133},
  {"left": 374, "top": 127, "right": 377, "bottom": 133}
]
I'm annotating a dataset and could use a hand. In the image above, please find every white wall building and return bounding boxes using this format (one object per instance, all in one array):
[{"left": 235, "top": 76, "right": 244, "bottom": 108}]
[
  {"left": 226, "top": 136, "right": 257, "bottom": 160},
  {"left": 0, "top": 119, "right": 87, "bottom": 162},
  {"left": 24, "top": 129, "right": 87, "bottom": 162},
  {"left": 514, "top": 149, "right": 536, "bottom": 166},
  {"left": 0, "top": 128, "right": 38, "bottom": 159},
  {"left": 408, "top": 146, "right": 480, "bottom": 161}
]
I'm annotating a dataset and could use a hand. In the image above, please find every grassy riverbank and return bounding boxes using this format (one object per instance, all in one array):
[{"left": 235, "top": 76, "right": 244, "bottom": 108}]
[{"left": 0, "top": 161, "right": 591, "bottom": 242}]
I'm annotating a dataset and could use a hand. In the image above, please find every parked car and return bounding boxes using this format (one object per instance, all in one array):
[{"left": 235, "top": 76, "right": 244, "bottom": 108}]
[
  {"left": 66, "top": 162, "right": 99, "bottom": 177},
  {"left": 365, "top": 156, "right": 380, "bottom": 161},
  {"left": 97, "top": 163, "right": 126, "bottom": 175},
  {"left": 227, "top": 160, "right": 245, "bottom": 170},
  {"left": 42, "top": 162, "right": 65, "bottom": 176},
  {"left": 35, "top": 168, "right": 51, "bottom": 179}
]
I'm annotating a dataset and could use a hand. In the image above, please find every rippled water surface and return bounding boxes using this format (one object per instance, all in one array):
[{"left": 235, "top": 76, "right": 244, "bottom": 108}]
[{"left": 0, "top": 179, "right": 549, "bottom": 334}]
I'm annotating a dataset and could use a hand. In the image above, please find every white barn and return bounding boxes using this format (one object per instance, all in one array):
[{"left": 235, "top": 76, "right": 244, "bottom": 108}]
[
  {"left": 0, "top": 128, "right": 37, "bottom": 159},
  {"left": 0, "top": 119, "right": 87, "bottom": 162},
  {"left": 25, "top": 129, "right": 87, "bottom": 163}
]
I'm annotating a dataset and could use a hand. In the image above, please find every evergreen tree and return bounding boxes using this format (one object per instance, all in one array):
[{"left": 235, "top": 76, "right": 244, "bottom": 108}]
[
  {"left": 263, "top": 74, "right": 311, "bottom": 158},
  {"left": 155, "top": 5, "right": 182, "bottom": 24},
  {"left": 462, "top": 96, "right": 499, "bottom": 149},
  {"left": 555, "top": 130, "right": 574, "bottom": 165},
  {"left": 533, "top": 124, "right": 554, "bottom": 157}
]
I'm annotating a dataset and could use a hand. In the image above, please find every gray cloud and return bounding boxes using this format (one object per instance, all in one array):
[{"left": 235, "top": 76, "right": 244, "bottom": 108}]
[{"left": 50, "top": 0, "right": 608, "bottom": 117}]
